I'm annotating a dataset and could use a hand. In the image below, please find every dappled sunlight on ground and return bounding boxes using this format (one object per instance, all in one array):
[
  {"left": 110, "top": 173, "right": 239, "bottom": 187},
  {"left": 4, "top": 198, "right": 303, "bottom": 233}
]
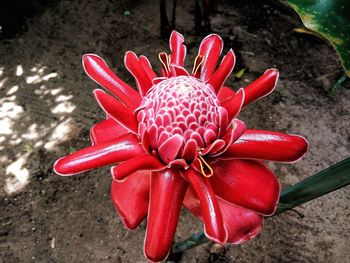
[
  {"left": 0, "top": 64, "right": 76, "bottom": 195},
  {"left": 5, "top": 153, "right": 30, "bottom": 194},
  {"left": 1, "top": 0, "right": 350, "bottom": 262}
]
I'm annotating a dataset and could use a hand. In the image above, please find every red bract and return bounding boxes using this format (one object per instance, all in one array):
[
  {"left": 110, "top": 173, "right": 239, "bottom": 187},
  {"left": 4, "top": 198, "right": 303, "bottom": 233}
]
[{"left": 54, "top": 31, "right": 308, "bottom": 262}]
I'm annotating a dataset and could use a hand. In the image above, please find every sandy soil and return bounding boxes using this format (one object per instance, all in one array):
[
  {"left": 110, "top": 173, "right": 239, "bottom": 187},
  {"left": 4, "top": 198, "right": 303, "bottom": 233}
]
[{"left": 1, "top": 0, "right": 349, "bottom": 262}]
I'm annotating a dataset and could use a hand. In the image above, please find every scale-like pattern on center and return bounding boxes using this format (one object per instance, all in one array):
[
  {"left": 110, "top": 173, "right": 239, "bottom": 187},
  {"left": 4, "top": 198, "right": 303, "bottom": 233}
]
[{"left": 137, "top": 76, "right": 228, "bottom": 164}]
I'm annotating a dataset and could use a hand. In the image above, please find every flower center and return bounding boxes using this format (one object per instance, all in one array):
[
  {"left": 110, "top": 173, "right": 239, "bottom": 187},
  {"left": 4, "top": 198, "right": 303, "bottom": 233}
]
[{"left": 137, "top": 76, "right": 223, "bottom": 165}]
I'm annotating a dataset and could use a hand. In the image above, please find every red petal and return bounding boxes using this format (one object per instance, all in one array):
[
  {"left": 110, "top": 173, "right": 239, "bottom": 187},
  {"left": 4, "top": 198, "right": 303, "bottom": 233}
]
[
  {"left": 140, "top": 130, "right": 151, "bottom": 153},
  {"left": 202, "top": 139, "right": 226, "bottom": 156},
  {"left": 169, "top": 30, "right": 186, "bottom": 67},
  {"left": 111, "top": 171, "right": 150, "bottom": 230},
  {"left": 124, "top": 51, "right": 154, "bottom": 96},
  {"left": 229, "top": 119, "right": 247, "bottom": 142},
  {"left": 148, "top": 124, "right": 158, "bottom": 149},
  {"left": 207, "top": 49, "right": 235, "bottom": 94},
  {"left": 243, "top": 68, "right": 279, "bottom": 107},
  {"left": 171, "top": 65, "right": 190, "bottom": 76},
  {"left": 144, "top": 169, "right": 187, "bottom": 262},
  {"left": 213, "top": 119, "right": 246, "bottom": 157},
  {"left": 54, "top": 134, "right": 143, "bottom": 175},
  {"left": 90, "top": 119, "right": 128, "bottom": 145},
  {"left": 112, "top": 153, "right": 166, "bottom": 181},
  {"left": 198, "top": 34, "right": 223, "bottom": 81},
  {"left": 139, "top": 55, "right": 158, "bottom": 80},
  {"left": 82, "top": 54, "right": 141, "bottom": 109},
  {"left": 182, "top": 169, "right": 227, "bottom": 243},
  {"left": 222, "top": 88, "right": 245, "bottom": 122},
  {"left": 158, "top": 134, "right": 183, "bottom": 163},
  {"left": 184, "top": 189, "right": 264, "bottom": 244},
  {"left": 218, "top": 86, "right": 235, "bottom": 103},
  {"left": 182, "top": 139, "right": 198, "bottom": 162},
  {"left": 221, "top": 129, "right": 308, "bottom": 162},
  {"left": 209, "top": 160, "right": 280, "bottom": 215},
  {"left": 221, "top": 202, "right": 263, "bottom": 244},
  {"left": 218, "top": 106, "right": 229, "bottom": 137},
  {"left": 152, "top": 77, "right": 167, "bottom": 85},
  {"left": 93, "top": 89, "right": 138, "bottom": 134}
]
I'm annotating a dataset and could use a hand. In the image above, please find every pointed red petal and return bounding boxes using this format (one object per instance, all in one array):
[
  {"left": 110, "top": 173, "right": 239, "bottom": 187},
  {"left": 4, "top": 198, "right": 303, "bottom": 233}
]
[
  {"left": 231, "top": 119, "right": 247, "bottom": 141},
  {"left": 184, "top": 188, "right": 264, "bottom": 244},
  {"left": 213, "top": 119, "right": 246, "bottom": 157},
  {"left": 222, "top": 88, "right": 245, "bottom": 122},
  {"left": 140, "top": 129, "right": 151, "bottom": 153},
  {"left": 198, "top": 34, "right": 223, "bottom": 81},
  {"left": 218, "top": 106, "right": 229, "bottom": 137},
  {"left": 158, "top": 134, "right": 183, "bottom": 163},
  {"left": 182, "top": 169, "right": 227, "bottom": 243},
  {"left": 169, "top": 30, "right": 186, "bottom": 67},
  {"left": 152, "top": 77, "right": 167, "bottom": 85},
  {"left": 202, "top": 139, "right": 226, "bottom": 156},
  {"left": 182, "top": 139, "right": 198, "bottom": 162},
  {"left": 171, "top": 65, "right": 190, "bottom": 76},
  {"left": 82, "top": 54, "right": 141, "bottom": 109},
  {"left": 148, "top": 124, "right": 158, "bottom": 149},
  {"left": 243, "top": 68, "right": 279, "bottom": 107},
  {"left": 144, "top": 169, "right": 187, "bottom": 262},
  {"left": 111, "top": 171, "right": 150, "bottom": 230},
  {"left": 90, "top": 119, "right": 128, "bottom": 145},
  {"left": 218, "top": 86, "right": 235, "bottom": 103},
  {"left": 207, "top": 49, "right": 235, "bottom": 94},
  {"left": 221, "top": 130, "right": 308, "bottom": 162},
  {"left": 54, "top": 134, "right": 143, "bottom": 176},
  {"left": 209, "top": 160, "right": 280, "bottom": 215},
  {"left": 93, "top": 89, "right": 138, "bottom": 134},
  {"left": 139, "top": 55, "right": 158, "bottom": 80},
  {"left": 124, "top": 51, "right": 154, "bottom": 96},
  {"left": 112, "top": 153, "right": 166, "bottom": 181}
]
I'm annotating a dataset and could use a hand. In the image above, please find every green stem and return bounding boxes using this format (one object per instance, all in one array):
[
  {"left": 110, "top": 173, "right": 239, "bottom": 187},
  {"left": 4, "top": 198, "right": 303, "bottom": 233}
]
[
  {"left": 172, "top": 231, "right": 207, "bottom": 254},
  {"left": 172, "top": 157, "right": 350, "bottom": 254}
]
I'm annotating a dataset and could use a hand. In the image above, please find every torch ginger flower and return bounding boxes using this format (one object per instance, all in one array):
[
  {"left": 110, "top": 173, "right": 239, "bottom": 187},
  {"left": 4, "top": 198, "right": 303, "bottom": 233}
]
[{"left": 54, "top": 31, "right": 308, "bottom": 262}]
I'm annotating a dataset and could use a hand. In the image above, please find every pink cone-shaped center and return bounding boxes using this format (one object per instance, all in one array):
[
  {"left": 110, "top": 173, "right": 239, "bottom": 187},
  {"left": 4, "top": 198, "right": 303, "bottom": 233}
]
[{"left": 137, "top": 76, "right": 228, "bottom": 165}]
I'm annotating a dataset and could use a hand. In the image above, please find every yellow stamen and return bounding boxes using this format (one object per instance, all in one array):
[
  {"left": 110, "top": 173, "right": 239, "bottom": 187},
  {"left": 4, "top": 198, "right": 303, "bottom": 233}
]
[
  {"left": 158, "top": 52, "right": 170, "bottom": 74},
  {"left": 198, "top": 155, "right": 214, "bottom": 178},
  {"left": 192, "top": 55, "right": 204, "bottom": 76}
]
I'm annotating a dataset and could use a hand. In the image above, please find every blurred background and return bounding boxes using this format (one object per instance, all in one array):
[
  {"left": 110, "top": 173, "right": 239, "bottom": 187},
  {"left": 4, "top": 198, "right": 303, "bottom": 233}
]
[{"left": 0, "top": 0, "right": 349, "bottom": 262}]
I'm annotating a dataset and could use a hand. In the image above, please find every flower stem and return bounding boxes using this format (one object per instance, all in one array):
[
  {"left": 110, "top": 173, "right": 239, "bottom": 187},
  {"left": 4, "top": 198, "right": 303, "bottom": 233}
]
[
  {"left": 172, "top": 157, "right": 350, "bottom": 254},
  {"left": 172, "top": 231, "right": 207, "bottom": 254}
]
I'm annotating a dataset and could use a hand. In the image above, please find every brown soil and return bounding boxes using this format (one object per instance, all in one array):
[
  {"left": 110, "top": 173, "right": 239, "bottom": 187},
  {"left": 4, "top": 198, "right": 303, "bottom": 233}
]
[{"left": 1, "top": 0, "right": 350, "bottom": 262}]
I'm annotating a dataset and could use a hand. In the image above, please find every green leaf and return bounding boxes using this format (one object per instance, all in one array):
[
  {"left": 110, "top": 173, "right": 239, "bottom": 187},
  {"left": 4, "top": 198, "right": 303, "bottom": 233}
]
[
  {"left": 235, "top": 68, "right": 246, "bottom": 79},
  {"left": 69, "top": 146, "right": 77, "bottom": 154},
  {"left": 275, "top": 157, "right": 350, "bottom": 214},
  {"left": 24, "top": 144, "right": 32, "bottom": 152},
  {"left": 124, "top": 10, "right": 130, "bottom": 16},
  {"left": 286, "top": 0, "right": 350, "bottom": 76}
]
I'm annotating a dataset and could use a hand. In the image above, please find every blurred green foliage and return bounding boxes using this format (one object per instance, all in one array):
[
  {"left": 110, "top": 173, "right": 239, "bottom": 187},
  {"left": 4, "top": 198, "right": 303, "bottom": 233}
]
[{"left": 286, "top": 0, "right": 350, "bottom": 76}]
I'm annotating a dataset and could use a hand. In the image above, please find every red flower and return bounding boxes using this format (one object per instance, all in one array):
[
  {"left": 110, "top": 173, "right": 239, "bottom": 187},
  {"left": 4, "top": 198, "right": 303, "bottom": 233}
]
[{"left": 54, "top": 31, "right": 308, "bottom": 262}]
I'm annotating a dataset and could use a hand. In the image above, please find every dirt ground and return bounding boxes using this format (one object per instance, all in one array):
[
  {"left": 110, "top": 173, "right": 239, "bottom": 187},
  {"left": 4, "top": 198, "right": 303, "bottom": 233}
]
[{"left": 1, "top": 0, "right": 350, "bottom": 262}]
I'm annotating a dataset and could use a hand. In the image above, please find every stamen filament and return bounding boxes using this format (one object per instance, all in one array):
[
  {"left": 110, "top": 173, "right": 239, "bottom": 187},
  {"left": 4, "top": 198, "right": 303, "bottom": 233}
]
[
  {"left": 192, "top": 55, "right": 204, "bottom": 77},
  {"left": 198, "top": 155, "right": 214, "bottom": 178},
  {"left": 159, "top": 52, "right": 170, "bottom": 75}
]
